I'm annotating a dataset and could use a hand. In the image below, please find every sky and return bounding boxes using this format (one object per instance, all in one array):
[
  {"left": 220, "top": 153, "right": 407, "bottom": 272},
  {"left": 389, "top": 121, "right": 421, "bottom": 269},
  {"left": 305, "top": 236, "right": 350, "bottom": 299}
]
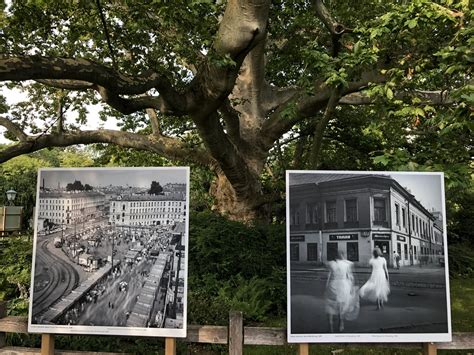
[
  {"left": 390, "top": 172, "right": 443, "bottom": 213},
  {"left": 289, "top": 171, "right": 444, "bottom": 213},
  {"left": 40, "top": 168, "right": 188, "bottom": 189},
  {"left": 0, "top": 86, "right": 120, "bottom": 144}
]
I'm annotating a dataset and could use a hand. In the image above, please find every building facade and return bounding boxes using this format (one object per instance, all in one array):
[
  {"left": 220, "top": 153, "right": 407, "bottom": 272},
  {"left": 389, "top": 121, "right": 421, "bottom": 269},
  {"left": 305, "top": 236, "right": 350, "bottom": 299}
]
[
  {"left": 289, "top": 175, "right": 444, "bottom": 267},
  {"left": 38, "top": 191, "right": 106, "bottom": 226},
  {"left": 109, "top": 193, "right": 186, "bottom": 227}
]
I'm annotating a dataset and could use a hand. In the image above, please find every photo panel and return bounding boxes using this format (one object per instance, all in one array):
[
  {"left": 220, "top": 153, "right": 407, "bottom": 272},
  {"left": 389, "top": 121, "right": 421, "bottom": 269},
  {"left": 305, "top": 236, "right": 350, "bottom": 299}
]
[
  {"left": 286, "top": 171, "right": 451, "bottom": 343},
  {"left": 28, "top": 167, "right": 189, "bottom": 337}
]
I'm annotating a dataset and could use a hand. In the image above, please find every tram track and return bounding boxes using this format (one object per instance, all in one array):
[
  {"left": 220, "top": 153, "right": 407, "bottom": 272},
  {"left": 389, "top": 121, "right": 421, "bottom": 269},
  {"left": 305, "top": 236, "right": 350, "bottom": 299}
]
[{"left": 32, "top": 239, "right": 80, "bottom": 319}]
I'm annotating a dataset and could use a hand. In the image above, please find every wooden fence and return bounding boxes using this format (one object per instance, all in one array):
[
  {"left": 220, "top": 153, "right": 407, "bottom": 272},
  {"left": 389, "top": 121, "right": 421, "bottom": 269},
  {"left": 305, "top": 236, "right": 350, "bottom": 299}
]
[{"left": 1, "top": 303, "right": 473, "bottom": 355}]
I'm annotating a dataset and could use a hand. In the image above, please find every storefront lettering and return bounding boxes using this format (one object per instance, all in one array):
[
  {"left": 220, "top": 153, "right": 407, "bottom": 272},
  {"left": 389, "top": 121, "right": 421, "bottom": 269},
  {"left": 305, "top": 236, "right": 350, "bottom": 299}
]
[
  {"left": 329, "top": 234, "right": 358, "bottom": 241},
  {"left": 290, "top": 235, "right": 305, "bottom": 242}
]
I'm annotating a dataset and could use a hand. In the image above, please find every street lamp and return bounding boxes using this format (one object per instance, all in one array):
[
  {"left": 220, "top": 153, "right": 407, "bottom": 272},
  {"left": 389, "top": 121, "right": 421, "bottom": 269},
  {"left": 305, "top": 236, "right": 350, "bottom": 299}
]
[{"left": 6, "top": 189, "right": 17, "bottom": 206}]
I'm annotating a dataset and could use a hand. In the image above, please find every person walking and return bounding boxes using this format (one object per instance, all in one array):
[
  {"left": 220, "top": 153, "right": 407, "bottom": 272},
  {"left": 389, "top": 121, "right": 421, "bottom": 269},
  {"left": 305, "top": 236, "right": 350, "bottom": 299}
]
[
  {"left": 360, "top": 247, "right": 390, "bottom": 310},
  {"left": 325, "top": 250, "right": 359, "bottom": 332},
  {"left": 393, "top": 250, "right": 400, "bottom": 269}
]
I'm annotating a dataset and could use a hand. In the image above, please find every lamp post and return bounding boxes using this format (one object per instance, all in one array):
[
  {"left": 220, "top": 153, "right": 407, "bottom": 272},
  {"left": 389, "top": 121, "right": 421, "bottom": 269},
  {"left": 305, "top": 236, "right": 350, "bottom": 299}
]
[{"left": 6, "top": 189, "right": 17, "bottom": 206}]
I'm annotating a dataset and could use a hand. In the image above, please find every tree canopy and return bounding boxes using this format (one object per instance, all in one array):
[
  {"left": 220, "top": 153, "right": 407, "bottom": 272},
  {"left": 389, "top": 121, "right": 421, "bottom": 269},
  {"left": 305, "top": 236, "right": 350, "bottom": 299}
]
[{"left": 0, "top": 0, "right": 472, "bottom": 221}]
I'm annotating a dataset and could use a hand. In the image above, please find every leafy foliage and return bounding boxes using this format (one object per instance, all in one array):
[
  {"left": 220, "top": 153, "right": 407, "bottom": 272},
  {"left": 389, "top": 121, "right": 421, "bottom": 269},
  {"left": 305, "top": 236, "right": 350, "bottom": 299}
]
[
  {"left": 188, "top": 211, "right": 286, "bottom": 324},
  {"left": 0, "top": 235, "right": 32, "bottom": 315}
]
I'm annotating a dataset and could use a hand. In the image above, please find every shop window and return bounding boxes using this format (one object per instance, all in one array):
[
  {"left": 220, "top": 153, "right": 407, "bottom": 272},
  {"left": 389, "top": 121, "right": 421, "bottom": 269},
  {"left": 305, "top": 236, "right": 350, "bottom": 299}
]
[
  {"left": 327, "top": 242, "right": 338, "bottom": 261},
  {"left": 290, "top": 243, "right": 300, "bottom": 261},
  {"left": 326, "top": 201, "right": 337, "bottom": 223},
  {"left": 347, "top": 242, "right": 359, "bottom": 262},
  {"left": 374, "top": 198, "right": 386, "bottom": 222},
  {"left": 345, "top": 199, "right": 357, "bottom": 222},
  {"left": 307, "top": 243, "right": 318, "bottom": 261}
]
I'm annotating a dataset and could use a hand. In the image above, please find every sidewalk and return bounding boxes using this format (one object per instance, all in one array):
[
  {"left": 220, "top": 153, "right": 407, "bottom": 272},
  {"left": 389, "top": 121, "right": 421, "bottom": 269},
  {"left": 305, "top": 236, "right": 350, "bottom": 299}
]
[{"left": 291, "top": 263, "right": 447, "bottom": 288}]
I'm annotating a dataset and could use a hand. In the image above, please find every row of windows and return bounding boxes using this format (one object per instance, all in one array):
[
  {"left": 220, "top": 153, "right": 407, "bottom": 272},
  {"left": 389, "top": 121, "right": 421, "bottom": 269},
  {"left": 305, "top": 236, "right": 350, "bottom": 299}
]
[
  {"left": 394, "top": 202, "right": 432, "bottom": 240},
  {"left": 128, "top": 213, "right": 184, "bottom": 220},
  {"left": 113, "top": 201, "right": 184, "bottom": 208},
  {"left": 291, "top": 198, "right": 365, "bottom": 225}
]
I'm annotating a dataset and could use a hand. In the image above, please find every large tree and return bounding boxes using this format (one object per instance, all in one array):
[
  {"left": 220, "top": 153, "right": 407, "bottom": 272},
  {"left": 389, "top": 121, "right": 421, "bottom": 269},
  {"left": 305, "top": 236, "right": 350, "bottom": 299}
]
[{"left": 0, "top": 0, "right": 471, "bottom": 221}]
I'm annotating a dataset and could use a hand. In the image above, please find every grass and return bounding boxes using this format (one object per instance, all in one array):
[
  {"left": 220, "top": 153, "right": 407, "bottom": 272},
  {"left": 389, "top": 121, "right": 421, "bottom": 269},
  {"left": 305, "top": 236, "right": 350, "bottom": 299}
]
[{"left": 450, "top": 277, "right": 474, "bottom": 333}]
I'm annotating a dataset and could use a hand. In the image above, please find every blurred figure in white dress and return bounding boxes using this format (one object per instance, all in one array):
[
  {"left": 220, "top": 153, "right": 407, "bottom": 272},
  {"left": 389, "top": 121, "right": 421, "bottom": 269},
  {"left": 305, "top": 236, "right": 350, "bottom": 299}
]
[
  {"left": 325, "top": 250, "right": 359, "bottom": 332},
  {"left": 359, "top": 247, "right": 390, "bottom": 310}
]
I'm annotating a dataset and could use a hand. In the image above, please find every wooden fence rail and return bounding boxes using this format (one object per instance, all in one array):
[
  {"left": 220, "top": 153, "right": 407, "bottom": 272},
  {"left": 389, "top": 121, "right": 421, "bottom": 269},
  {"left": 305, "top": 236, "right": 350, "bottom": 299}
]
[{"left": 0, "top": 305, "right": 473, "bottom": 354}]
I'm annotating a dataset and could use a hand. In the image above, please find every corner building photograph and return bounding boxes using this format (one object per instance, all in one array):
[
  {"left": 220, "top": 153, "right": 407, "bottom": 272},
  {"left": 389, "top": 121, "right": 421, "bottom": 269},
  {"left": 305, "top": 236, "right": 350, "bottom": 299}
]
[
  {"left": 289, "top": 173, "right": 444, "bottom": 268},
  {"left": 287, "top": 171, "right": 450, "bottom": 340}
]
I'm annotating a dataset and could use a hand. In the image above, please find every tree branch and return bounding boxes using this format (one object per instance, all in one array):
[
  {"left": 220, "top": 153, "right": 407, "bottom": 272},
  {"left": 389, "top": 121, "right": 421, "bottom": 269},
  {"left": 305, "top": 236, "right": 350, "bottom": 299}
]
[
  {"left": 146, "top": 108, "right": 161, "bottom": 135},
  {"left": 308, "top": 86, "right": 341, "bottom": 168},
  {"left": 339, "top": 89, "right": 454, "bottom": 105},
  {"left": 219, "top": 99, "right": 241, "bottom": 141},
  {"left": 35, "top": 79, "right": 95, "bottom": 90},
  {"left": 262, "top": 70, "right": 385, "bottom": 148},
  {"left": 95, "top": 86, "right": 187, "bottom": 116},
  {"left": 0, "top": 129, "right": 213, "bottom": 166},
  {"left": 0, "top": 116, "right": 28, "bottom": 142},
  {"left": 189, "top": 0, "right": 270, "bottom": 116},
  {"left": 312, "top": 0, "right": 351, "bottom": 56},
  {"left": 0, "top": 56, "right": 167, "bottom": 95}
]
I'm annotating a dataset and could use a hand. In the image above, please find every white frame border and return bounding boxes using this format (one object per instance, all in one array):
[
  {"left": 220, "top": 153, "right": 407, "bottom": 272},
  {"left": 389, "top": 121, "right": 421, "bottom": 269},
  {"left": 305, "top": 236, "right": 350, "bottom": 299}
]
[
  {"left": 28, "top": 167, "right": 190, "bottom": 338},
  {"left": 286, "top": 170, "right": 452, "bottom": 343}
]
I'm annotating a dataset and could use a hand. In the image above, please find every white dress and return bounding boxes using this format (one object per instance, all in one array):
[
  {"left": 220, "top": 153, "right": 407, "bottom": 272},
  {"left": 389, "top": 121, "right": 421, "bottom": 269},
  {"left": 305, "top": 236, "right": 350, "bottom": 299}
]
[
  {"left": 325, "top": 260, "right": 359, "bottom": 320},
  {"left": 359, "top": 257, "right": 390, "bottom": 302}
]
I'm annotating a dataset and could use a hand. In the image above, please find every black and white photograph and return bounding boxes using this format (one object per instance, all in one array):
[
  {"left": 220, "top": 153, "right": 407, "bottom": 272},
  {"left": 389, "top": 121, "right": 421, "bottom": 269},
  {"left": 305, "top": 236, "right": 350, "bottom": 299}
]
[
  {"left": 287, "top": 171, "right": 451, "bottom": 343},
  {"left": 28, "top": 167, "right": 189, "bottom": 337}
]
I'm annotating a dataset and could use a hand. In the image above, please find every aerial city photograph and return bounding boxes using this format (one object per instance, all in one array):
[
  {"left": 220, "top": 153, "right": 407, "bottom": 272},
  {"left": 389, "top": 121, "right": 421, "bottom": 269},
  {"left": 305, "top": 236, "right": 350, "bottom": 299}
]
[{"left": 29, "top": 168, "right": 188, "bottom": 336}]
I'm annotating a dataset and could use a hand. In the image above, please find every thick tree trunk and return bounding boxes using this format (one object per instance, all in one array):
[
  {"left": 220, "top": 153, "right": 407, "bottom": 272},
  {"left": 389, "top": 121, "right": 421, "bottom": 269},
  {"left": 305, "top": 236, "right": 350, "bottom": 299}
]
[{"left": 209, "top": 172, "right": 264, "bottom": 223}]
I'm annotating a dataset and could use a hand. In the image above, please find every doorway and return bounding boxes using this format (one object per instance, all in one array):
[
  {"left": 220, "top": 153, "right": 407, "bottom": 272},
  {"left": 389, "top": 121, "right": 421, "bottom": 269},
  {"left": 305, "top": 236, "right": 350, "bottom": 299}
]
[{"left": 374, "top": 240, "right": 390, "bottom": 265}]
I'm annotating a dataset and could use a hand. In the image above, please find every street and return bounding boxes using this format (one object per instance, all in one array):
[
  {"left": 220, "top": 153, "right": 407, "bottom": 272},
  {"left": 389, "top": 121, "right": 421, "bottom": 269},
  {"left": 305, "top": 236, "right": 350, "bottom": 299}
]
[
  {"left": 290, "top": 265, "right": 449, "bottom": 334},
  {"left": 32, "top": 217, "right": 176, "bottom": 327}
]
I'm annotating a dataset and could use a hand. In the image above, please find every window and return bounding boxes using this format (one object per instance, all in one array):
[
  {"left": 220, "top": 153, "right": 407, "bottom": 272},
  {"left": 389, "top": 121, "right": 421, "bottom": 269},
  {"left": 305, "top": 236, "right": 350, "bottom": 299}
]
[
  {"left": 306, "top": 204, "right": 318, "bottom": 224},
  {"left": 395, "top": 203, "right": 400, "bottom": 226},
  {"left": 307, "top": 243, "right": 318, "bottom": 261},
  {"left": 402, "top": 208, "right": 406, "bottom": 228},
  {"left": 345, "top": 199, "right": 357, "bottom": 222},
  {"left": 412, "top": 214, "right": 415, "bottom": 232},
  {"left": 290, "top": 244, "right": 299, "bottom": 261},
  {"left": 374, "top": 198, "right": 386, "bottom": 222},
  {"left": 347, "top": 242, "right": 359, "bottom": 262},
  {"left": 326, "top": 201, "right": 337, "bottom": 223},
  {"left": 290, "top": 206, "right": 300, "bottom": 225}
]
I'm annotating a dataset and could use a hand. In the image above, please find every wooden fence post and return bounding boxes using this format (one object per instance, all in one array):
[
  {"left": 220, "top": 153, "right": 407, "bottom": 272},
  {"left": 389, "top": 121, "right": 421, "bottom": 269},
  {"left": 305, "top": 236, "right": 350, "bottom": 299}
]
[
  {"left": 165, "top": 337, "right": 176, "bottom": 355},
  {"left": 423, "top": 342, "right": 437, "bottom": 355},
  {"left": 229, "top": 311, "right": 243, "bottom": 355},
  {"left": 299, "top": 343, "right": 309, "bottom": 355},
  {"left": 0, "top": 301, "right": 6, "bottom": 348},
  {"left": 41, "top": 333, "right": 55, "bottom": 355}
]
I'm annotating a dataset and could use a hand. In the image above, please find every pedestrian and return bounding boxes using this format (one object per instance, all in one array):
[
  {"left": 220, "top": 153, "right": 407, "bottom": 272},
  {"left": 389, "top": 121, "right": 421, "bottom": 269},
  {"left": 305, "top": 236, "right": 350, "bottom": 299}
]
[
  {"left": 360, "top": 247, "right": 390, "bottom": 310},
  {"left": 325, "top": 250, "right": 359, "bottom": 332},
  {"left": 393, "top": 250, "right": 400, "bottom": 269}
]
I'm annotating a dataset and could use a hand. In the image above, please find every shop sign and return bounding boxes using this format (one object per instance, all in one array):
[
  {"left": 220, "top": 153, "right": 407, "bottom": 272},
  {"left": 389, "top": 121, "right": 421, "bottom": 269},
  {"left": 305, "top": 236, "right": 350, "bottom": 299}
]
[
  {"left": 329, "top": 234, "right": 358, "bottom": 241},
  {"left": 290, "top": 235, "right": 305, "bottom": 242},
  {"left": 373, "top": 234, "right": 391, "bottom": 240},
  {"left": 397, "top": 235, "right": 406, "bottom": 242}
]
